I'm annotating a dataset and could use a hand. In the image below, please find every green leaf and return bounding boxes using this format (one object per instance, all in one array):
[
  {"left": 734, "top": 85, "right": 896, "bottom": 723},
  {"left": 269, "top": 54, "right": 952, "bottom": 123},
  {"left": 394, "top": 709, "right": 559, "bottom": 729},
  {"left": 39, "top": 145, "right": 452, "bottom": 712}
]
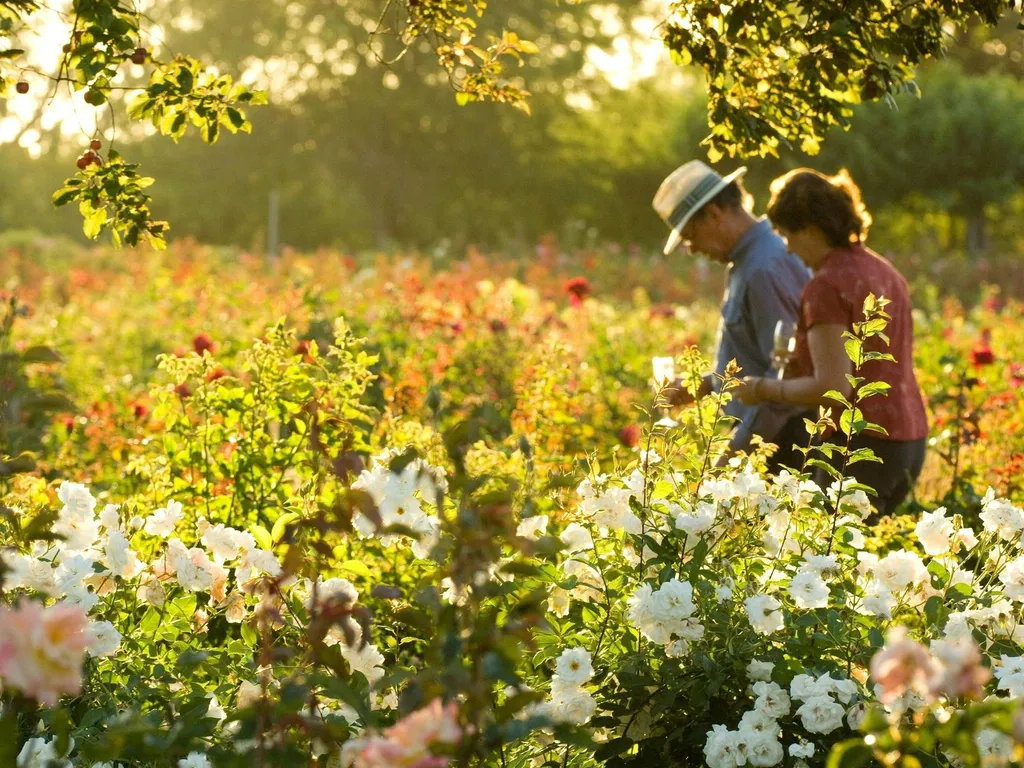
[
  {"left": 272, "top": 512, "right": 300, "bottom": 544},
  {"left": 823, "top": 390, "right": 851, "bottom": 408},
  {"left": 240, "top": 622, "right": 258, "bottom": 646},
  {"left": 202, "top": 119, "right": 220, "bottom": 144},
  {"left": 141, "top": 608, "right": 161, "bottom": 633},
  {"left": 18, "top": 345, "right": 63, "bottom": 364},
  {"left": 225, "top": 107, "right": 246, "bottom": 129},
  {"left": 82, "top": 204, "right": 108, "bottom": 240},
  {"left": 338, "top": 560, "right": 372, "bottom": 580},
  {"left": 847, "top": 448, "right": 882, "bottom": 465},
  {"left": 806, "top": 458, "right": 840, "bottom": 480},
  {"left": 250, "top": 524, "right": 272, "bottom": 550},
  {"left": 857, "top": 381, "right": 891, "bottom": 399},
  {"left": 689, "top": 538, "right": 709, "bottom": 581},
  {"left": 52, "top": 187, "right": 80, "bottom": 207},
  {"left": 826, "top": 739, "right": 872, "bottom": 768},
  {"left": 844, "top": 338, "right": 863, "bottom": 367},
  {"left": 839, "top": 408, "right": 866, "bottom": 437}
]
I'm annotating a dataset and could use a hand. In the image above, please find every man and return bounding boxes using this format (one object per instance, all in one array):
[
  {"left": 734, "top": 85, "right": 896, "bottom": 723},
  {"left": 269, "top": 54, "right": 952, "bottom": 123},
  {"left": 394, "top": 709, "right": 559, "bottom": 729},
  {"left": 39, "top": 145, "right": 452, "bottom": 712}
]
[{"left": 652, "top": 160, "right": 810, "bottom": 470}]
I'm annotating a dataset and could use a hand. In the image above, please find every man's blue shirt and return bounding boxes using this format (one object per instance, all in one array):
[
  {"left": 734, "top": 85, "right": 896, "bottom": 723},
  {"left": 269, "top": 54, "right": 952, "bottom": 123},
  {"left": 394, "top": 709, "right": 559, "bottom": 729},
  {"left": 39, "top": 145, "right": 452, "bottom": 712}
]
[{"left": 710, "top": 219, "right": 811, "bottom": 449}]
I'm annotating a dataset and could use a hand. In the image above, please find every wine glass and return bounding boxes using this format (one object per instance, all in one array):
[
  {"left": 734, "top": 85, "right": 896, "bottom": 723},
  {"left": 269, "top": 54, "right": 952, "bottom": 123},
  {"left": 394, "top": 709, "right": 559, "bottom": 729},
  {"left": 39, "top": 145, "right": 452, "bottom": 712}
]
[
  {"left": 652, "top": 356, "right": 675, "bottom": 387},
  {"left": 651, "top": 356, "right": 679, "bottom": 427},
  {"left": 773, "top": 320, "right": 797, "bottom": 380}
]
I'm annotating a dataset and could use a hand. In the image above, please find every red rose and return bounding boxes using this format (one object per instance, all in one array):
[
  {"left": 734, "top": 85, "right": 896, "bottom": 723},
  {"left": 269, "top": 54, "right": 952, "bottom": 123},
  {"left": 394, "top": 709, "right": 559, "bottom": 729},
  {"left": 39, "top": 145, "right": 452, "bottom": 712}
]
[
  {"left": 564, "top": 276, "right": 591, "bottom": 307},
  {"left": 132, "top": 403, "right": 148, "bottom": 419},
  {"left": 173, "top": 382, "right": 192, "bottom": 398},
  {"left": 618, "top": 424, "right": 641, "bottom": 448},
  {"left": 192, "top": 333, "right": 215, "bottom": 355},
  {"left": 295, "top": 340, "right": 311, "bottom": 356},
  {"left": 1010, "top": 363, "right": 1024, "bottom": 389},
  {"left": 970, "top": 346, "right": 995, "bottom": 367},
  {"left": 205, "top": 367, "right": 228, "bottom": 382}
]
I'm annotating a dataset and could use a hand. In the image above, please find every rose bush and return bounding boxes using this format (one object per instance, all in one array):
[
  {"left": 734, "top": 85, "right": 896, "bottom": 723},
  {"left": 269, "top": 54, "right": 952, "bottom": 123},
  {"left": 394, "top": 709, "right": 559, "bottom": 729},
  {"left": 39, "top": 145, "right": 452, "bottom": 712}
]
[{"left": 2, "top": 242, "right": 1024, "bottom": 767}]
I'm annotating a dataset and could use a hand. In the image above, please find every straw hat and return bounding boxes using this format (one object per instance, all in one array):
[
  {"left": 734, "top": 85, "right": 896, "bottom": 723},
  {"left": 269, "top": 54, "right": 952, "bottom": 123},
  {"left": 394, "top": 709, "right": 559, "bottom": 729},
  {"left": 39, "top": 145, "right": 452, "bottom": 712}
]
[{"left": 653, "top": 160, "right": 747, "bottom": 255}]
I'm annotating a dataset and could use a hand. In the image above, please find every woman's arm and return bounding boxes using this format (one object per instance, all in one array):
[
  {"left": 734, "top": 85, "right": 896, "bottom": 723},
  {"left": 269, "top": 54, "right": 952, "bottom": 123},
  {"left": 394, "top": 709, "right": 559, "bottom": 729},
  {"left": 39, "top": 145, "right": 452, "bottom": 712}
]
[{"left": 735, "top": 324, "right": 853, "bottom": 408}]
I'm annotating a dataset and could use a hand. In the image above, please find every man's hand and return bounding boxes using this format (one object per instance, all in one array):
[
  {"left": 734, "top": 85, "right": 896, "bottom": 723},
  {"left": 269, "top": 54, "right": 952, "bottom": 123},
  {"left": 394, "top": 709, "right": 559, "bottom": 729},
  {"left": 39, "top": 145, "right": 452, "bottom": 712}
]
[
  {"left": 662, "top": 375, "right": 713, "bottom": 407},
  {"left": 664, "top": 377, "right": 696, "bottom": 407}
]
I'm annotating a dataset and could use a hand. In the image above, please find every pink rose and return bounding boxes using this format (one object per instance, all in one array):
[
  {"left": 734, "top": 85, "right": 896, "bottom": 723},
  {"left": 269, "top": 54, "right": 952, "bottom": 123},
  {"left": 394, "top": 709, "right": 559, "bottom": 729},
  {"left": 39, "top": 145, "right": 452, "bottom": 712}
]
[
  {"left": 870, "top": 627, "right": 939, "bottom": 706},
  {"left": 0, "top": 599, "right": 90, "bottom": 706}
]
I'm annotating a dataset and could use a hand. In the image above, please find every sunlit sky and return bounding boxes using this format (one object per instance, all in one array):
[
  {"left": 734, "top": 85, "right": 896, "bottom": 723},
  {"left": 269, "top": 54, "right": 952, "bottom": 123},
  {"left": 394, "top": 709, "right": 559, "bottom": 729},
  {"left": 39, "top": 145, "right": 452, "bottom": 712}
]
[{"left": 0, "top": 2, "right": 672, "bottom": 157}]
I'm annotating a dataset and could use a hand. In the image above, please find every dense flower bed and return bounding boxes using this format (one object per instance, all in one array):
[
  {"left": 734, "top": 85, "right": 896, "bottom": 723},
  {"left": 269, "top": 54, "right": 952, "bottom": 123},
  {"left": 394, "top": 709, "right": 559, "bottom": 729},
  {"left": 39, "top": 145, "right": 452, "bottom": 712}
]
[{"left": 2, "top": 242, "right": 1024, "bottom": 767}]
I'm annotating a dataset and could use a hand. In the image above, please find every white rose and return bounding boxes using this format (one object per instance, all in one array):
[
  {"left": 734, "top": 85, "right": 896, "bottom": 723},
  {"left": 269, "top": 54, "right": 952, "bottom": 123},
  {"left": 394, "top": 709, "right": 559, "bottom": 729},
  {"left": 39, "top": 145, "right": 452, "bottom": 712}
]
[
  {"left": 788, "top": 571, "right": 830, "bottom": 609},
  {"left": 224, "top": 592, "right": 247, "bottom": 624},
  {"left": 979, "top": 490, "right": 1024, "bottom": 537},
  {"left": 975, "top": 728, "right": 1012, "bottom": 761},
  {"left": 846, "top": 701, "right": 868, "bottom": 730},
  {"left": 57, "top": 481, "right": 96, "bottom": 520},
  {"left": 137, "top": 574, "right": 166, "bottom": 606},
  {"left": 802, "top": 555, "right": 839, "bottom": 575},
  {"left": 145, "top": 500, "right": 184, "bottom": 538},
  {"left": 789, "top": 741, "right": 815, "bottom": 759},
  {"left": 745, "top": 733, "right": 784, "bottom": 767},
  {"left": 1000, "top": 557, "right": 1024, "bottom": 602},
  {"left": 747, "top": 659, "right": 775, "bottom": 682},
  {"left": 915, "top": 507, "right": 954, "bottom": 556},
  {"left": 704, "top": 725, "right": 747, "bottom": 768},
  {"left": 652, "top": 578, "right": 695, "bottom": 621},
  {"left": 665, "top": 639, "right": 690, "bottom": 658},
  {"left": 550, "top": 687, "right": 597, "bottom": 725},
  {"left": 202, "top": 524, "right": 246, "bottom": 561},
  {"left": 745, "top": 594, "right": 784, "bottom": 635},
  {"left": 790, "top": 674, "right": 834, "bottom": 702},
  {"left": 753, "top": 681, "right": 791, "bottom": 719},
  {"left": 98, "top": 504, "right": 121, "bottom": 530},
  {"left": 340, "top": 642, "right": 385, "bottom": 685},
  {"left": 955, "top": 527, "right": 978, "bottom": 551},
  {"left": 560, "top": 523, "right": 594, "bottom": 554},
  {"left": 858, "top": 583, "right": 896, "bottom": 619},
  {"left": 562, "top": 559, "right": 602, "bottom": 602},
  {"left": 548, "top": 587, "right": 571, "bottom": 617},
  {"left": 874, "top": 550, "right": 928, "bottom": 592},
  {"left": 675, "top": 501, "right": 717, "bottom": 538},
  {"left": 739, "top": 709, "right": 778, "bottom": 736},
  {"left": 796, "top": 695, "right": 845, "bottom": 734},
  {"left": 87, "top": 620, "right": 122, "bottom": 657},
  {"left": 516, "top": 515, "right": 549, "bottom": 540},
  {"left": 554, "top": 648, "right": 594, "bottom": 686},
  {"left": 17, "top": 738, "right": 71, "bottom": 768}
]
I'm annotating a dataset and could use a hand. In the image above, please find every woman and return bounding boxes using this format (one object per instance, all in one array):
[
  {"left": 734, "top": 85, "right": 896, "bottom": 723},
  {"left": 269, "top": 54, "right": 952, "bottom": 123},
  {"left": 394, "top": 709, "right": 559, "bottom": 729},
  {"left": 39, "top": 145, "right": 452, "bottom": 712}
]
[{"left": 734, "top": 168, "right": 928, "bottom": 518}]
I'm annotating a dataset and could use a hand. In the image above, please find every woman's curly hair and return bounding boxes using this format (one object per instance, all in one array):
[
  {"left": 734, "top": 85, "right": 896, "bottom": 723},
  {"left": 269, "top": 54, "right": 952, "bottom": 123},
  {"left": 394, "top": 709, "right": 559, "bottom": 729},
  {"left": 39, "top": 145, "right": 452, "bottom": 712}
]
[{"left": 767, "top": 168, "right": 873, "bottom": 248}]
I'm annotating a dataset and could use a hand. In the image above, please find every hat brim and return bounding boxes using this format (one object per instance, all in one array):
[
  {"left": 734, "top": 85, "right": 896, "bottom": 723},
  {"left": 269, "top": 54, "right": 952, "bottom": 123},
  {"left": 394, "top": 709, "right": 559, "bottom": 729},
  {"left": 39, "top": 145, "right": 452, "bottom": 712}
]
[{"left": 662, "top": 166, "right": 747, "bottom": 256}]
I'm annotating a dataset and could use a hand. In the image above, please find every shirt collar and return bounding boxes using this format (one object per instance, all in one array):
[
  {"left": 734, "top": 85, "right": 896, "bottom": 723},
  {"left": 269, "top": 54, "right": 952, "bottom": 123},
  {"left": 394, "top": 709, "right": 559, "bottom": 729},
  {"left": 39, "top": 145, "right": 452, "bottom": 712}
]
[{"left": 727, "top": 218, "right": 772, "bottom": 266}]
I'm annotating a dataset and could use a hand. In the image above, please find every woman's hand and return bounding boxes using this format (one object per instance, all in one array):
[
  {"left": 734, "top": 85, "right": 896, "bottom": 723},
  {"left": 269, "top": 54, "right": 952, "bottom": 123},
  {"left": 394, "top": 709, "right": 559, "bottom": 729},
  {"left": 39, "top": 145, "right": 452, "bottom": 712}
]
[{"left": 734, "top": 376, "right": 766, "bottom": 405}]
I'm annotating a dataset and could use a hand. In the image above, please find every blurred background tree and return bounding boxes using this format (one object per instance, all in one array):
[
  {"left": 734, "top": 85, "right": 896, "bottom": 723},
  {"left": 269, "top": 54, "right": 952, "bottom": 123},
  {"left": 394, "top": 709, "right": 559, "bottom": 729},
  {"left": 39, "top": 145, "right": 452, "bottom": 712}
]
[{"left": 0, "top": 1, "right": 1021, "bottom": 264}]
